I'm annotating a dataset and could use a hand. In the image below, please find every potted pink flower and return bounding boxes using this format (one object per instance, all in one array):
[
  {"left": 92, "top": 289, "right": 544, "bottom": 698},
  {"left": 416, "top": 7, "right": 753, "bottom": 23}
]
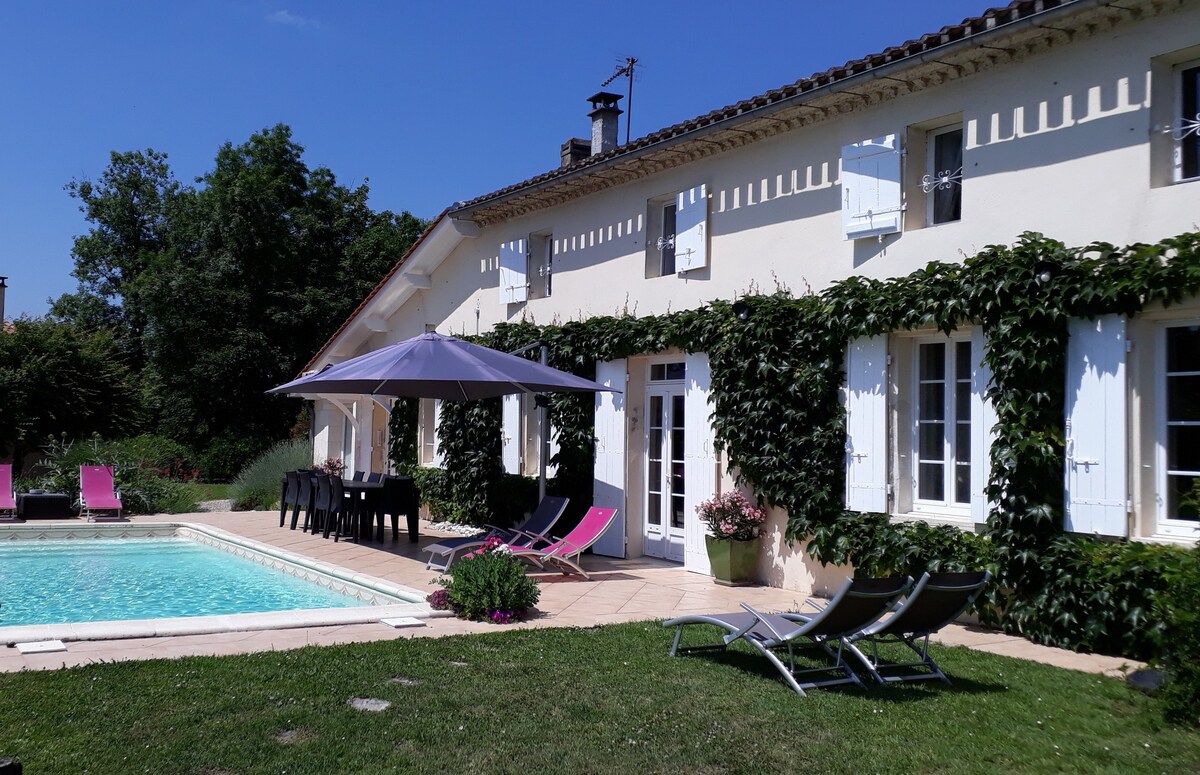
[{"left": 697, "top": 491, "right": 766, "bottom": 586}]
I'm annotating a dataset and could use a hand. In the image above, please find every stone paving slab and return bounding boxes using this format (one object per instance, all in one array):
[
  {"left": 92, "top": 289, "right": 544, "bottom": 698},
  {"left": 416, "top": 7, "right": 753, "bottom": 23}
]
[{"left": 0, "top": 510, "right": 1143, "bottom": 678}]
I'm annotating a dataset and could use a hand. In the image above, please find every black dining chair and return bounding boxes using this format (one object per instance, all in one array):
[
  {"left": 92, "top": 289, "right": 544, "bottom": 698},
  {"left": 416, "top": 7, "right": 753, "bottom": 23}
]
[
  {"left": 292, "top": 470, "right": 317, "bottom": 531},
  {"left": 366, "top": 471, "right": 383, "bottom": 483},
  {"left": 279, "top": 471, "right": 299, "bottom": 527},
  {"left": 311, "top": 474, "right": 333, "bottom": 535},
  {"left": 379, "top": 475, "right": 421, "bottom": 542},
  {"left": 352, "top": 470, "right": 366, "bottom": 482},
  {"left": 326, "top": 476, "right": 355, "bottom": 542}
]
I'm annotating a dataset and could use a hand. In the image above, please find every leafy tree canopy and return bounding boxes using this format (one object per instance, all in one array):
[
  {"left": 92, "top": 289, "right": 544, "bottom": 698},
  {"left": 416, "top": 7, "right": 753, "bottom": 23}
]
[{"left": 49, "top": 124, "right": 427, "bottom": 459}]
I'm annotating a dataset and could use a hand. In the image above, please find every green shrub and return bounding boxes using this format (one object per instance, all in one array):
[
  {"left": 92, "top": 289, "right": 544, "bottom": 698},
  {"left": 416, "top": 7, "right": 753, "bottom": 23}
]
[
  {"left": 408, "top": 467, "right": 462, "bottom": 523},
  {"left": 491, "top": 473, "right": 539, "bottom": 528},
  {"left": 434, "top": 540, "right": 540, "bottom": 622},
  {"left": 1155, "top": 545, "right": 1200, "bottom": 725},
  {"left": 199, "top": 434, "right": 270, "bottom": 483},
  {"left": 230, "top": 439, "right": 312, "bottom": 511},
  {"left": 32, "top": 435, "right": 199, "bottom": 515},
  {"left": 119, "top": 434, "right": 196, "bottom": 480}
]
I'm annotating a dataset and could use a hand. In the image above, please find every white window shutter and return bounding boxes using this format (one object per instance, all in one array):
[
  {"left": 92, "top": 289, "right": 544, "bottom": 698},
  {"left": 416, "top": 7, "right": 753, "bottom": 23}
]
[
  {"left": 591, "top": 359, "right": 627, "bottom": 557},
  {"left": 683, "top": 353, "right": 717, "bottom": 575},
  {"left": 674, "top": 184, "right": 709, "bottom": 272},
  {"left": 502, "top": 394, "right": 521, "bottom": 475},
  {"left": 970, "top": 328, "right": 997, "bottom": 524},
  {"left": 841, "top": 135, "right": 902, "bottom": 240},
  {"left": 845, "top": 335, "right": 889, "bottom": 512},
  {"left": 498, "top": 239, "right": 527, "bottom": 304},
  {"left": 1065, "top": 315, "right": 1128, "bottom": 537},
  {"left": 432, "top": 399, "right": 444, "bottom": 468}
]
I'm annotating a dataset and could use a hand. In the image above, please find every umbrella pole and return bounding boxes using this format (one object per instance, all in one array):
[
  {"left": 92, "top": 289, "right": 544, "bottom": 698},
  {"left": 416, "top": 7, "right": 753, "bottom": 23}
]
[{"left": 538, "top": 343, "right": 549, "bottom": 502}]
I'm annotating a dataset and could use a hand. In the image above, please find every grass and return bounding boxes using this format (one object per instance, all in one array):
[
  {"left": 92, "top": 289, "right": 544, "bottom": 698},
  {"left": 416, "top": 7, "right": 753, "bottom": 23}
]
[
  {"left": 182, "top": 482, "right": 234, "bottom": 502},
  {"left": 0, "top": 623, "right": 1196, "bottom": 774}
]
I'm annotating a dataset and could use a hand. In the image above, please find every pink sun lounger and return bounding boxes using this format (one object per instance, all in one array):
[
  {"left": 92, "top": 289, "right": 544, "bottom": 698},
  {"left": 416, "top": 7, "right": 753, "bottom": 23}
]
[
  {"left": 80, "top": 465, "right": 124, "bottom": 521},
  {"left": 0, "top": 464, "right": 16, "bottom": 520},
  {"left": 508, "top": 506, "right": 619, "bottom": 580}
]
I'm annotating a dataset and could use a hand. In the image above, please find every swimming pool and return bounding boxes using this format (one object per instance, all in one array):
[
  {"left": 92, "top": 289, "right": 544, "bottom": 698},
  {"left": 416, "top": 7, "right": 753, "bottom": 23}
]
[
  {"left": 0, "top": 523, "right": 433, "bottom": 643},
  {"left": 0, "top": 537, "right": 377, "bottom": 627}
]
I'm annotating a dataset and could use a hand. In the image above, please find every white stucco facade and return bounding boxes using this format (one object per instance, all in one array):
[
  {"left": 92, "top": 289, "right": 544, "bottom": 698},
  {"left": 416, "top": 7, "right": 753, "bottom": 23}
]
[{"left": 303, "top": 0, "right": 1200, "bottom": 593}]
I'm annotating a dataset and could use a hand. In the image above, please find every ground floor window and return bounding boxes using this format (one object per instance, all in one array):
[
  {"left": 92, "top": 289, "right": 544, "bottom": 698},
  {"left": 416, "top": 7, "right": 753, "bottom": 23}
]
[
  {"left": 914, "top": 338, "right": 972, "bottom": 509},
  {"left": 1162, "top": 321, "right": 1200, "bottom": 526}
]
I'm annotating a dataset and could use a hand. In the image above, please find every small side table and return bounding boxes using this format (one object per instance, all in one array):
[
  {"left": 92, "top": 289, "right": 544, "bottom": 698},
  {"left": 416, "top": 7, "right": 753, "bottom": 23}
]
[{"left": 16, "top": 493, "right": 73, "bottom": 519}]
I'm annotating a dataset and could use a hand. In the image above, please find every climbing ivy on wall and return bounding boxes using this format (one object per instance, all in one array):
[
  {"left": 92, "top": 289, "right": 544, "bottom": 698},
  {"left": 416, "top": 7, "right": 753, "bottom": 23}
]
[{"left": 411, "top": 230, "right": 1200, "bottom": 659}]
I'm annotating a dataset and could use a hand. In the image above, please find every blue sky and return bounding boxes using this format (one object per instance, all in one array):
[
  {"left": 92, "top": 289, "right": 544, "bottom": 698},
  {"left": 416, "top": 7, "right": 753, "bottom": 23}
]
[{"left": 1, "top": 0, "right": 989, "bottom": 318}]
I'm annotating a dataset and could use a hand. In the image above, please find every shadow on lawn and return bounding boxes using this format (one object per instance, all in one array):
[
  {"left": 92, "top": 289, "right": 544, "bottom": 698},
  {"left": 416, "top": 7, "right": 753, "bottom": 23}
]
[{"left": 697, "top": 649, "right": 1008, "bottom": 701}]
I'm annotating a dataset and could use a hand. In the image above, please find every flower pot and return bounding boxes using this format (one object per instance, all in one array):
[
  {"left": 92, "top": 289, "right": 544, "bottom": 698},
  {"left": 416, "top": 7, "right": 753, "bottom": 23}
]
[{"left": 705, "top": 535, "right": 759, "bottom": 586}]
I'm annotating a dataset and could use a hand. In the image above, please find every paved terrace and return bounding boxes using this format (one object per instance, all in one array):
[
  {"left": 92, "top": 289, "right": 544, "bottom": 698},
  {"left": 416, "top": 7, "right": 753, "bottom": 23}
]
[{"left": 0, "top": 510, "right": 1143, "bottom": 677}]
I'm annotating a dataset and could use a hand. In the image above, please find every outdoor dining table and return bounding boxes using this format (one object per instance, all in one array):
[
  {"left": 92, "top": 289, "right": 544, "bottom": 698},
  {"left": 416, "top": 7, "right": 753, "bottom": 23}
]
[{"left": 342, "top": 478, "right": 383, "bottom": 542}]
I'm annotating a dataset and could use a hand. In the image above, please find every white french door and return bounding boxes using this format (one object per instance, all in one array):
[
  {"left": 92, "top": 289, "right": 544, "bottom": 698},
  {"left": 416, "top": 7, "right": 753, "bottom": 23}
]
[{"left": 645, "top": 384, "right": 686, "bottom": 561}]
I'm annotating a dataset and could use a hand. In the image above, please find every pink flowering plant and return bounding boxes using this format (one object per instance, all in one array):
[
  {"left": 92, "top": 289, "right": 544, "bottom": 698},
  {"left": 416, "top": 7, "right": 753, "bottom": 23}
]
[
  {"left": 432, "top": 537, "right": 539, "bottom": 622},
  {"left": 317, "top": 457, "right": 346, "bottom": 476},
  {"left": 697, "top": 491, "right": 767, "bottom": 541}
]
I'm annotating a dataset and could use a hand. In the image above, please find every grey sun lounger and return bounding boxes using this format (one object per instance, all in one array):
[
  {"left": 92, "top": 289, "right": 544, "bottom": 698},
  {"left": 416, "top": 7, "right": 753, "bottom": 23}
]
[
  {"left": 838, "top": 569, "right": 991, "bottom": 685},
  {"left": 423, "top": 496, "right": 569, "bottom": 571},
  {"left": 663, "top": 575, "right": 912, "bottom": 696}
]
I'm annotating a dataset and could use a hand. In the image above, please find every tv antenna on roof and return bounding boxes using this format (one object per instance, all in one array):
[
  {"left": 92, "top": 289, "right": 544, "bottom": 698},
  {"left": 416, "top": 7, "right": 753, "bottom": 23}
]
[{"left": 602, "top": 57, "right": 638, "bottom": 144}]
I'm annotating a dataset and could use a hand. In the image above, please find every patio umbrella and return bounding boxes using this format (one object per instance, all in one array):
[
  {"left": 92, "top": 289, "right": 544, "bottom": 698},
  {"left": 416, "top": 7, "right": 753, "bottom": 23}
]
[
  {"left": 269, "top": 332, "right": 617, "bottom": 500},
  {"left": 267, "top": 332, "right": 616, "bottom": 401}
]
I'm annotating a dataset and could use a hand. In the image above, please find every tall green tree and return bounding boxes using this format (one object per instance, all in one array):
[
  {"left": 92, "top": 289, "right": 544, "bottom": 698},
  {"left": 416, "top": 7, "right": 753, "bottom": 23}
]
[
  {"left": 0, "top": 318, "right": 141, "bottom": 472},
  {"left": 47, "top": 125, "right": 426, "bottom": 471},
  {"left": 51, "top": 149, "right": 181, "bottom": 369}
]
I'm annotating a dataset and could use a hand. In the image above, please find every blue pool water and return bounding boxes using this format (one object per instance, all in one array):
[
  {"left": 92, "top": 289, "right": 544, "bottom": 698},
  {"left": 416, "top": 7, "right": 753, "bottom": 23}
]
[{"left": 0, "top": 537, "right": 377, "bottom": 627}]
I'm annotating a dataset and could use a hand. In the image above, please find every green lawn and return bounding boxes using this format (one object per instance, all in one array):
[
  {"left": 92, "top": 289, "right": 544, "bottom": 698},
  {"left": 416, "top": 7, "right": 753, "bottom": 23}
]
[
  {"left": 182, "top": 482, "right": 234, "bottom": 502},
  {"left": 0, "top": 623, "right": 1196, "bottom": 774}
]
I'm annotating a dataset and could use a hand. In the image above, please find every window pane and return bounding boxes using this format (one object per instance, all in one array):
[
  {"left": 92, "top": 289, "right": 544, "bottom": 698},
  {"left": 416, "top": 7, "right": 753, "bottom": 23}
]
[
  {"left": 956, "top": 423, "right": 971, "bottom": 462},
  {"left": 665, "top": 362, "right": 686, "bottom": 381},
  {"left": 919, "top": 343, "right": 945, "bottom": 381},
  {"left": 955, "top": 463, "right": 971, "bottom": 505},
  {"left": 919, "top": 463, "right": 944, "bottom": 501},
  {"left": 661, "top": 203, "right": 677, "bottom": 274},
  {"left": 919, "top": 384, "right": 945, "bottom": 421},
  {"left": 1168, "top": 426, "right": 1200, "bottom": 472},
  {"left": 650, "top": 364, "right": 665, "bottom": 382},
  {"left": 648, "top": 461, "right": 662, "bottom": 489},
  {"left": 671, "top": 495, "right": 686, "bottom": 528},
  {"left": 1166, "top": 325, "right": 1200, "bottom": 373},
  {"left": 1168, "top": 375, "right": 1200, "bottom": 421},
  {"left": 932, "top": 128, "right": 963, "bottom": 224},
  {"left": 672, "top": 395, "right": 685, "bottom": 427},
  {"left": 671, "top": 430, "right": 685, "bottom": 462},
  {"left": 1166, "top": 474, "right": 1200, "bottom": 522},
  {"left": 955, "top": 340, "right": 972, "bottom": 378},
  {"left": 671, "top": 463, "right": 685, "bottom": 495},
  {"left": 649, "top": 429, "right": 663, "bottom": 460},
  {"left": 650, "top": 394, "right": 663, "bottom": 421},
  {"left": 1183, "top": 66, "right": 1200, "bottom": 180},
  {"left": 919, "top": 422, "right": 944, "bottom": 460},
  {"left": 955, "top": 381, "right": 971, "bottom": 421},
  {"left": 648, "top": 495, "right": 661, "bottom": 526}
]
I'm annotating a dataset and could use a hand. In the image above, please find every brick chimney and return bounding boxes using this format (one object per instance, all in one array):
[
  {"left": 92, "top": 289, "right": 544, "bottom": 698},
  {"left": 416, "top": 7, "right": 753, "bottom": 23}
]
[
  {"left": 587, "top": 92, "right": 623, "bottom": 155},
  {"left": 560, "top": 138, "right": 591, "bottom": 167}
]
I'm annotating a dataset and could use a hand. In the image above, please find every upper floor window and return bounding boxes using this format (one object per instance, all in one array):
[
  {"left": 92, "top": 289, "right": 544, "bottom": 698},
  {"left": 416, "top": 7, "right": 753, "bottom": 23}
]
[
  {"left": 925, "top": 125, "right": 963, "bottom": 225},
  {"left": 528, "top": 232, "right": 553, "bottom": 300},
  {"left": 645, "top": 185, "right": 708, "bottom": 277},
  {"left": 660, "top": 201, "right": 677, "bottom": 275},
  {"left": 1174, "top": 62, "right": 1200, "bottom": 182}
]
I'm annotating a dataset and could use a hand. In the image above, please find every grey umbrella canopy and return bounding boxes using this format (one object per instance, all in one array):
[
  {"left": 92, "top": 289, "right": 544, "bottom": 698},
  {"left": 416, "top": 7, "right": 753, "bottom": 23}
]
[{"left": 268, "top": 332, "right": 617, "bottom": 401}]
